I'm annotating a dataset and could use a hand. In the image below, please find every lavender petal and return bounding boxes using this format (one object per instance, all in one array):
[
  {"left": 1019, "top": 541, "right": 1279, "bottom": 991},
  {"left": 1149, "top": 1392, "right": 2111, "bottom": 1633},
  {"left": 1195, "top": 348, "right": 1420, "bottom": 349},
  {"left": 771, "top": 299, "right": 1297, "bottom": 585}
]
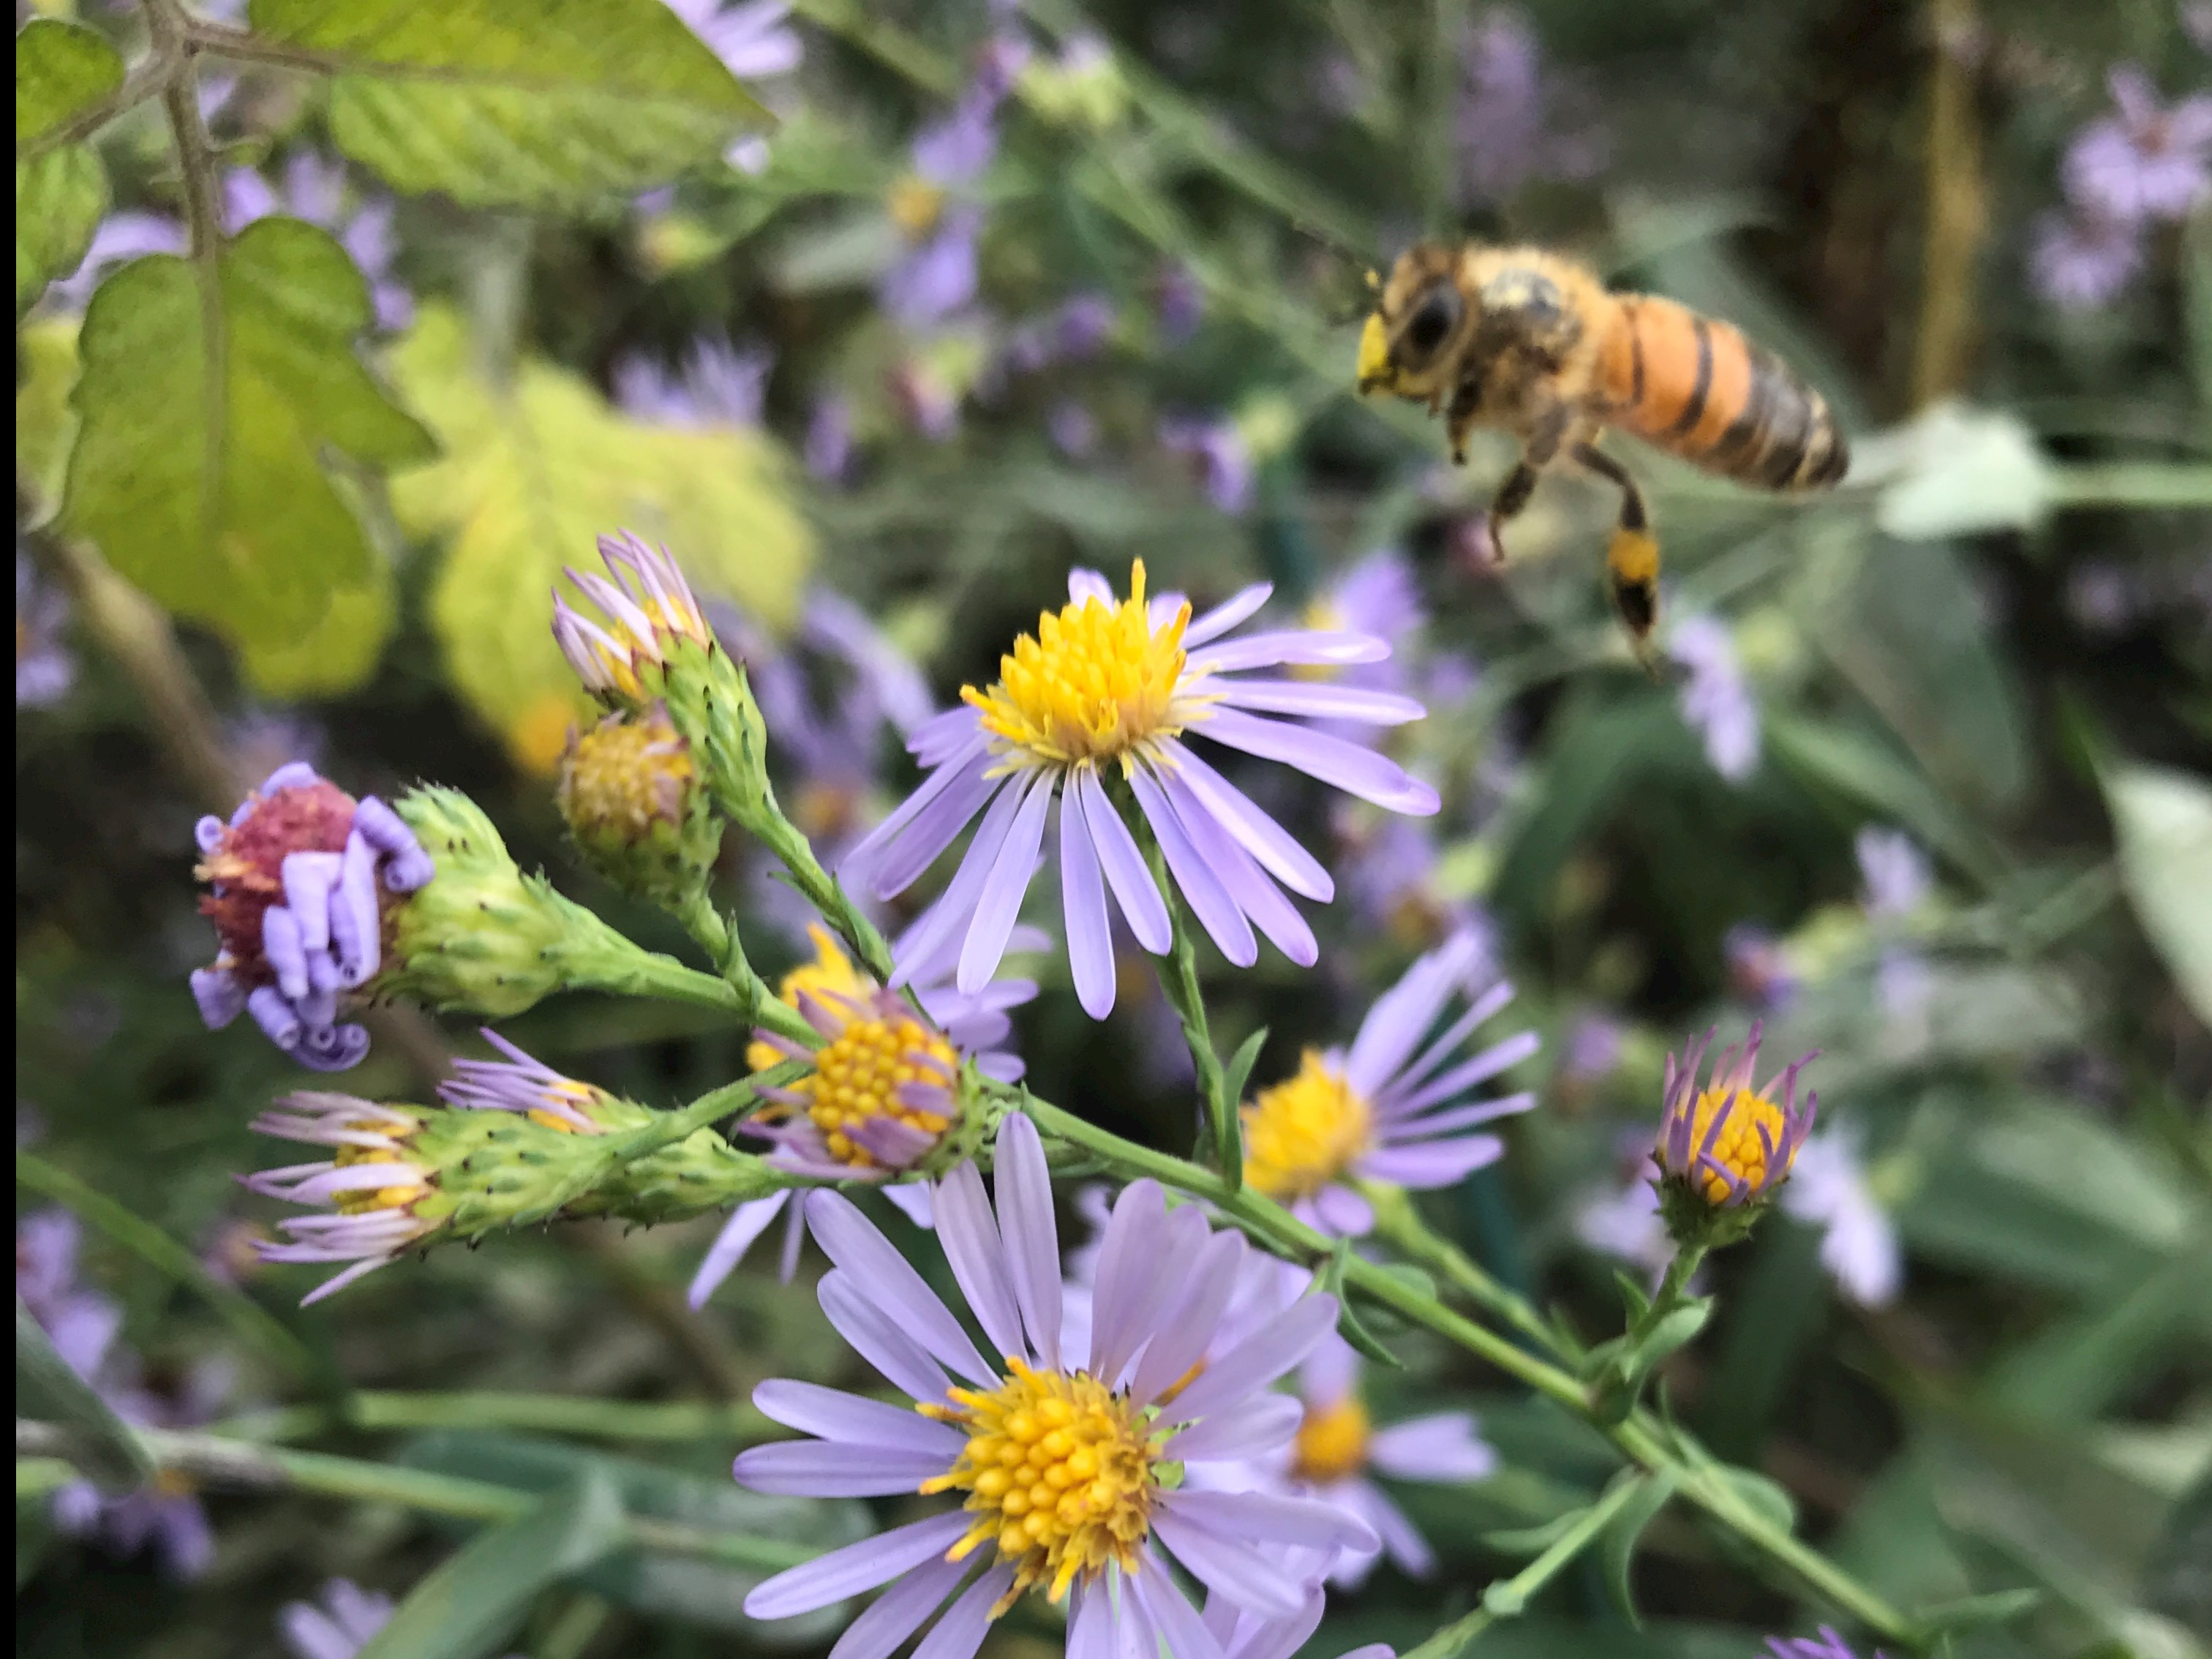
[
  {"left": 687, "top": 1194, "right": 791, "bottom": 1308},
  {"left": 1058, "top": 773, "right": 1116, "bottom": 1017},
  {"left": 1075, "top": 764, "right": 1171, "bottom": 954},
  {"left": 732, "top": 1439, "right": 952, "bottom": 1497},
  {"left": 933, "top": 1159, "right": 1026, "bottom": 1362},
  {"left": 1196, "top": 707, "right": 1440, "bottom": 816},
  {"left": 956, "top": 770, "right": 1052, "bottom": 993},
  {"left": 1166, "top": 1294, "right": 1340, "bottom": 1423},
  {"left": 805, "top": 1192, "right": 996, "bottom": 1385},
  {"left": 825, "top": 1555, "right": 968, "bottom": 1659},
  {"left": 817, "top": 1271, "right": 953, "bottom": 1405},
  {"left": 741, "top": 1511, "right": 972, "bottom": 1620},
  {"left": 993, "top": 1113, "right": 1064, "bottom": 1370}
]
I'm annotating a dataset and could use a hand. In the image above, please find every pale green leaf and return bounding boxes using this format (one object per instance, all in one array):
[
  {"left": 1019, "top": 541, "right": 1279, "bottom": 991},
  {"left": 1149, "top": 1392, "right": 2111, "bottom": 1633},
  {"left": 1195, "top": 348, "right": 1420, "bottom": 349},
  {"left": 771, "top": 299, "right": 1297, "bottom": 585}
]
[
  {"left": 1600, "top": 1469, "right": 1679, "bottom": 1629},
  {"left": 237, "top": 560, "right": 396, "bottom": 699},
  {"left": 1855, "top": 402, "right": 2056, "bottom": 539},
  {"left": 16, "top": 147, "right": 108, "bottom": 317},
  {"left": 249, "top": 0, "right": 771, "bottom": 208},
  {"left": 59, "top": 217, "right": 434, "bottom": 650},
  {"left": 355, "top": 1472, "right": 627, "bottom": 1659},
  {"left": 16, "top": 18, "right": 124, "bottom": 149},
  {"left": 2102, "top": 762, "right": 2212, "bottom": 1025},
  {"left": 389, "top": 305, "right": 813, "bottom": 774},
  {"left": 15, "top": 316, "right": 81, "bottom": 516},
  {"left": 16, "top": 1300, "right": 152, "bottom": 1494}
]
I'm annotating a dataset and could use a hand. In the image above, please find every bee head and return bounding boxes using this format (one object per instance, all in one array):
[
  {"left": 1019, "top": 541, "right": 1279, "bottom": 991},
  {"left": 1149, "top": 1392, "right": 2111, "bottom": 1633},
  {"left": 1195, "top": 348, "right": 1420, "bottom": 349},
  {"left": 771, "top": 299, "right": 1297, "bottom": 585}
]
[{"left": 1357, "top": 244, "right": 1468, "bottom": 398}]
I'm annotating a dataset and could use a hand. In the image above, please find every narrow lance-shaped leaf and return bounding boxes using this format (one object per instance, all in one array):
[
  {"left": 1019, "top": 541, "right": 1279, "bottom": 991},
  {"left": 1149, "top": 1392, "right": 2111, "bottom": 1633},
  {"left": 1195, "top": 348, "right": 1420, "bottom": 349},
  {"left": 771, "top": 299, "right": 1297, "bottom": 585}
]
[
  {"left": 16, "top": 19, "right": 121, "bottom": 315},
  {"left": 2102, "top": 762, "right": 2212, "bottom": 1026},
  {"left": 59, "top": 217, "right": 434, "bottom": 649},
  {"left": 248, "top": 0, "right": 772, "bottom": 208},
  {"left": 16, "top": 1299, "right": 154, "bottom": 1494}
]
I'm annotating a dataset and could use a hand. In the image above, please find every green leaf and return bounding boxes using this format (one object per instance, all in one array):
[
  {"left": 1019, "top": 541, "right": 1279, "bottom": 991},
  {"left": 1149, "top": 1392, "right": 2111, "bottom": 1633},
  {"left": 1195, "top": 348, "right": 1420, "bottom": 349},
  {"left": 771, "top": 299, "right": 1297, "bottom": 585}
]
[
  {"left": 2101, "top": 762, "right": 2212, "bottom": 1026},
  {"left": 58, "top": 217, "right": 434, "bottom": 650},
  {"left": 15, "top": 1299, "right": 152, "bottom": 1494},
  {"left": 15, "top": 18, "right": 124, "bottom": 150},
  {"left": 249, "top": 0, "right": 771, "bottom": 209},
  {"left": 390, "top": 305, "right": 812, "bottom": 773},
  {"left": 1913, "top": 1588, "right": 2042, "bottom": 1637},
  {"left": 15, "top": 316, "right": 81, "bottom": 516},
  {"left": 1855, "top": 402, "right": 2056, "bottom": 540},
  {"left": 237, "top": 560, "right": 397, "bottom": 699},
  {"left": 1714, "top": 1463, "right": 1797, "bottom": 1535},
  {"left": 1600, "top": 1469, "right": 1679, "bottom": 1629},
  {"left": 16, "top": 146, "right": 108, "bottom": 318},
  {"left": 2143, "top": 1475, "right": 2211, "bottom": 1638},
  {"left": 1220, "top": 1024, "right": 1269, "bottom": 1110},
  {"left": 356, "top": 1472, "right": 627, "bottom": 1659},
  {"left": 1323, "top": 1236, "right": 1404, "bottom": 1369}
]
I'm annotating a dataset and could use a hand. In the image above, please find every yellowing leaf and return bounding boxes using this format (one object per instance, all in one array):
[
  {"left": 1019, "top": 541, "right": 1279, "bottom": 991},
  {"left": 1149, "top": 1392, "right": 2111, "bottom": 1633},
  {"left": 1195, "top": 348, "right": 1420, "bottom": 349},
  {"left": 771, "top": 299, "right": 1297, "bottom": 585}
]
[
  {"left": 15, "top": 316, "right": 81, "bottom": 516},
  {"left": 388, "top": 305, "right": 812, "bottom": 772},
  {"left": 238, "top": 560, "right": 397, "bottom": 699},
  {"left": 15, "top": 19, "right": 121, "bottom": 316}
]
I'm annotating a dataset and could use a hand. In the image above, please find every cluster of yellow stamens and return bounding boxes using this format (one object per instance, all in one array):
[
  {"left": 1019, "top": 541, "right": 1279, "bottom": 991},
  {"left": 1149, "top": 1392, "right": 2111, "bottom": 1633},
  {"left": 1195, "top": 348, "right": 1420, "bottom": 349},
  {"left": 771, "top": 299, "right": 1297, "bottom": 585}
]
[
  {"left": 919, "top": 1358, "right": 1157, "bottom": 1607},
  {"left": 331, "top": 1121, "right": 432, "bottom": 1215},
  {"left": 963, "top": 561, "right": 1197, "bottom": 769},
  {"left": 745, "top": 927, "right": 873, "bottom": 1076},
  {"left": 557, "top": 707, "right": 693, "bottom": 842},
  {"left": 1678, "top": 1086, "right": 1790, "bottom": 1205},
  {"left": 1290, "top": 1395, "right": 1372, "bottom": 1485},
  {"left": 1241, "top": 1051, "right": 1374, "bottom": 1202},
  {"left": 786, "top": 998, "right": 957, "bottom": 1170}
]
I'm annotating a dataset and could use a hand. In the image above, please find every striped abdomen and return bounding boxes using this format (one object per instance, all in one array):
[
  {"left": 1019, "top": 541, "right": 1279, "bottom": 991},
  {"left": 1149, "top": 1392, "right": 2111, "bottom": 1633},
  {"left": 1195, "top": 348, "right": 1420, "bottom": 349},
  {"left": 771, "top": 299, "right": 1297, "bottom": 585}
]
[{"left": 1597, "top": 294, "right": 1847, "bottom": 491}]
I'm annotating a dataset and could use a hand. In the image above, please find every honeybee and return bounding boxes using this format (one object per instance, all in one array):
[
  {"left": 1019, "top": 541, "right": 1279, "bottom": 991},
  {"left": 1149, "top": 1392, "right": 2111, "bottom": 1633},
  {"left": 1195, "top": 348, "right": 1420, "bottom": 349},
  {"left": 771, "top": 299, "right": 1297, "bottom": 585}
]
[{"left": 1357, "top": 244, "right": 1848, "bottom": 654}]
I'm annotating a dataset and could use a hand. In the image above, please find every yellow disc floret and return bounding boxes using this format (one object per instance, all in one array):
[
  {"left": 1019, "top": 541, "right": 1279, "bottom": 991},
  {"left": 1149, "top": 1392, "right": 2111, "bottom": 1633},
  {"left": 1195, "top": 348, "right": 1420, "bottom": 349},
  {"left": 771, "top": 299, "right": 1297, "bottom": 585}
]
[
  {"left": 332, "top": 1121, "right": 432, "bottom": 1214},
  {"left": 787, "top": 1002, "right": 958, "bottom": 1170},
  {"left": 1241, "top": 1050, "right": 1374, "bottom": 1202},
  {"left": 920, "top": 1358, "right": 1157, "bottom": 1607},
  {"left": 1291, "top": 1395, "right": 1372, "bottom": 1485},
  {"left": 1681, "top": 1085, "right": 1791, "bottom": 1205},
  {"left": 962, "top": 560, "right": 1195, "bottom": 770},
  {"left": 745, "top": 927, "right": 875, "bottom": 1075},
  {"left": 557, "top": 707, "right": 693, "bottom": 843}
]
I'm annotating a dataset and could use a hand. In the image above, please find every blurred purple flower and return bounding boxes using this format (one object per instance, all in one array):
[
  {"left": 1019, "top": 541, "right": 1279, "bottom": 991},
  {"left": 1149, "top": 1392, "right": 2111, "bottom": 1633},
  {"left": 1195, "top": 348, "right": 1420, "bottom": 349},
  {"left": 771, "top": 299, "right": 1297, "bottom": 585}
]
[
  {"left": 1769, "top": 1627, "right": 1888, "bottom": 1659},
  {"left": 1047, "top": 397, "right": 1099, "bottom": 459},
  {"left": 1303, "top": 551, "right": 1423, "bottom": 729},
  {"left": 1455, "top": 9, "right": 1607, "bottom": 206},
  {"left": 17, "top": 549, "right": 75, "bottom": 708},
  {"left": 225, "top": 154, "right": 413, "bottom": 330},
  {"left": 805, "top": 394, "right": 855, "bottom": 482},
  {"left": 18, "top": 1208, "right": 122, "bottom": 1382},
  {"left": 1855, "top": 827, "right": 1929, "bottom": 919},
  {"left": 1783, "top": 1134, "right": 1902, "bottom": 1307},
  {"left": 1725, "top": 923, "right": 1800, "bottom": 1011},
  {"left": 663, "top": 0, "right": 802, "bottom": 81},
  {"left": 2065, "top": 561, "right": 2139, "bottom": 633},
  {"left": 1156, "top": 260, "right": 1205, "bottom": 342},
  {"left": 1669, "top": 615, "right": 1758, "bottom": 781},
  {"left": 614, "top": 336, "right": 772, "bottom": 428},
  {"left": 1000, "top": 291, "right": 1117, "bottom": 378},
  {"left": 1160, "top": 413, "right": 1254, "bottom": 513},
  {"left": 2063, "top": 66, "right": 2212, "bottom": 225},
  {"left": 2029, "top": 208, "right": 2145, "bottom": 309},
  {"left": 1573, "top": 1134, "right": 1670, "bottom": 1281},
  {"left": 43, "top": 211, "right": 185, "bottom": 313},
  {"left": 279, "top": 1579, "right": 394, "bottom": 1659},
  {"left": 1333, "top": 809, "right": 1484, "bottom": 949},
  {"left": 881, "top": 205, "right": 984, "bottom": 328},
  {"left": 1561, "top": 1012, "right": 1624, "bottom": 1086}
]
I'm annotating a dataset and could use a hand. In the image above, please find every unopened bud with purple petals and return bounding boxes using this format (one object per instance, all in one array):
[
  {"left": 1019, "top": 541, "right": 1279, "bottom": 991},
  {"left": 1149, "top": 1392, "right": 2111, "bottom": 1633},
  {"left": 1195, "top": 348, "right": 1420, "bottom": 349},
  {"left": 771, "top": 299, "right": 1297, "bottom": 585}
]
[{"left": 1652, "top": 1021, "right": 1818, "bottom": 1251}]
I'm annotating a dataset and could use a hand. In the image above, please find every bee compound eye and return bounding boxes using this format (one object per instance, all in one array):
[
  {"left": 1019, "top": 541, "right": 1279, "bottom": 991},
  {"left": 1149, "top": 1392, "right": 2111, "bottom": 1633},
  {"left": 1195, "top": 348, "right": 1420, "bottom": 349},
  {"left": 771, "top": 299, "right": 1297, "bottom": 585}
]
[{"left": 1404, "top": 287, "right": 1462, "bottom": 358}]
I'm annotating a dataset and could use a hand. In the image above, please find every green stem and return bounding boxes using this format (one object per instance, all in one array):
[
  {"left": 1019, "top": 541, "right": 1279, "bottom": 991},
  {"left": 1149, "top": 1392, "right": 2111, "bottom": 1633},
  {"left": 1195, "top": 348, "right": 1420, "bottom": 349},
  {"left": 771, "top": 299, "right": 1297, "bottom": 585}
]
[
  {"left": 749, "top": 810, "right": 898, "bottom": 985},
  {"left": 672, "top": 888, "right": 814, "bottom": 1048},
  {"left": 1154, "top": 884, "right": 1239, "bottom": 1186},
  {"left": 210, "top": 1391, "right": 776, "bottom": 1446},
  {"left": 1404, "top": 1475, "right": 1651, "bottom": 1655},
  {"left": 14, "top": 1420, "right": 815, "bottom": 1575},
  {"left": 1363, "top": 1181, "right": 1573, "bottom": 1357}
]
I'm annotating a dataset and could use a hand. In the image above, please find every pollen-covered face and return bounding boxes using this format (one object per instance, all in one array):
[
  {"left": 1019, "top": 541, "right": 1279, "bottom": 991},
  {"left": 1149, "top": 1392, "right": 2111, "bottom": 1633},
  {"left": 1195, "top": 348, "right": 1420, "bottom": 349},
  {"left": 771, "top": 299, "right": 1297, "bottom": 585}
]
[{"left": 1357, "top": 246, "right": 1470, "bottom": 401}]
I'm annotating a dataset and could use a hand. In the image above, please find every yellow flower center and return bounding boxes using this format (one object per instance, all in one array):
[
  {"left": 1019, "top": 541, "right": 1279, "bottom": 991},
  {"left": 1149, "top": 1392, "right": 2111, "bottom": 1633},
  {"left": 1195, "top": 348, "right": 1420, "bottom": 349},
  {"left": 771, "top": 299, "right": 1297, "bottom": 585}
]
[
  {"left": 584, "top": 597, "right": 710, "bottom": 702},
  {"left": 888, "top": 175, "right": 948, "bottom": 237},
  {"left": 962, "top": 560, "right": 1196, "bottom": 770},
  {"left": 745, "top": 925, "right": 872, "bottom": 1075},
  {"left": 1682, "top": 1086, "right": 1792, "bottom": 1204},
  {"left": 557, "top": 712, "right": 693, "bottom": 842},
  {"left": 919, "top": 1358, "right": 1156, "bottom": 1607},
  {"left": 1241, "top": 1050, "right": 1374, "bottom": 1202},
  {"left": 332, "top": 1122, "right": 430, "bottom": 1214},
  {"left": 1290, "top": 1395, "right": 1372, "bottom": 1484},
  {"left": 790, "top": 1006, "right": 957, "bottom": 1170},
  {"left": 524, "top": 1080, "right": 604, "bottom": 1135}
]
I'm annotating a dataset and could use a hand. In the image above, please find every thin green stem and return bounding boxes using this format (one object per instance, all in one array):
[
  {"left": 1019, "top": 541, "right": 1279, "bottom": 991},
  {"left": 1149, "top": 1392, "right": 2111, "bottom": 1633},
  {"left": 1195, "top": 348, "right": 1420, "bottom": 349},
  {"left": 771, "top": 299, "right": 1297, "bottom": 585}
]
[
  {"left": 15, "top": 1420, "right": 816, "bottom": 1575},
  {"left": 1147, "top": 856, "right": 1238, "bottom": 1186},
  {"left": 209, "top": 1391, "right": 776, "bottom": 1447},
  {"left": 1402, "top": 1476, "right": 1651, "bottom": 1655},
  {"left": 1363, "top": 1182, "right": 1572, "bottom": 1356},
  {"left": 672, "top": 888, "right": 814, "bottom": 1047},
  {"left": 750, "top": 811, "right": 898, "bottom": 985}
]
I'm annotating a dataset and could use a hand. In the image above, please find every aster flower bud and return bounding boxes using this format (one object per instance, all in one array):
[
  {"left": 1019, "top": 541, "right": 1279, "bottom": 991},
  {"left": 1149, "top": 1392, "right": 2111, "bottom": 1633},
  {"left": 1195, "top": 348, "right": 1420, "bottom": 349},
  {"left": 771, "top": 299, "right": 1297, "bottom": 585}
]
[
  {"left": 552, "top": 532, "right": 777, "bottom": 841},
  {"left": 380, "top": 785, "right": 748, "bottom": 1020},
  {"left": 556, "top": 702, "right": 722, "bottom": 906},
  {"left": 1652, "top": 1021, "right": 1818, "bottom": 1251},
  {"left": 191, "top": 762, "right": 436, "bottom": 1072}
]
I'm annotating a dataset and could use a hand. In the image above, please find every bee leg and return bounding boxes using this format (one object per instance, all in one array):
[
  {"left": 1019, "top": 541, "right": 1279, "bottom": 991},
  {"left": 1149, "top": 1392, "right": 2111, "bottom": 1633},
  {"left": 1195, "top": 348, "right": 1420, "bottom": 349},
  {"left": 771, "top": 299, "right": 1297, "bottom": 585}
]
[
  {"left": 1446, "top": 383, "right": 1481, "bottom": 465},
  {"left": 1483, "top": 407, "right": 1570, "bottom": 563},
  {"left": 1573, "top": 441, "right": 1663, "bottom": 674}
]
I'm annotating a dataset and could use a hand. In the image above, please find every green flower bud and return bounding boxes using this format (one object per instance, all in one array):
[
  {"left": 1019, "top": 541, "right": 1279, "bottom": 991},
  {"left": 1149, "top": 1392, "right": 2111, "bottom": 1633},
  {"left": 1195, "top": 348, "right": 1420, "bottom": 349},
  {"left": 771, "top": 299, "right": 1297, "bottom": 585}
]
[{"left": 557, "top": 702, "right": 723, "bottom": 907}]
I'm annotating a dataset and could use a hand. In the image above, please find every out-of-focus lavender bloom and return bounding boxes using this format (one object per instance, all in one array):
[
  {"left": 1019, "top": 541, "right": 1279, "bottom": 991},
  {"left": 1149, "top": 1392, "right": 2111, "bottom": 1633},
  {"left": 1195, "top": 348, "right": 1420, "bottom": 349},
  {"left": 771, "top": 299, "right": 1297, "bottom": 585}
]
[
  {"left": 1156, "top": 260, "right": 1205, "bottom": 342},
  {"left": 1783, "top": 1134, "right": 1902, "bottom": 1307},
  {"left": 1573, "top": 1131, "right": 1671, "bottom": 1281},
  {"left": 1768, "top": 1626, "right": 1889, "bottom": 1659},
  {"left": 1301, "top": 552, "right": 1424, "bottom": 742},
  {"left": 2066, "top": 561, "right": 2139, "bottom": 633},
  {"left": 1856, "top": 827, "right": 1930, "bottom": 919},
  {"left": 999, "top": 291, "right": 1117, "bottom": 379},
  {"left": 614, "top": 336, "right": 772, "bottom": 428},
  {"left": 1669, "top": 614, "right": 1759, "bottom": 781},
  {"left": 1725, "top": 923, "right": 1801, "bottom": 1011},
  {"left": 18, "top": 1208, "right": 122, "bottom": 1382},
  {"left": 881, "top": 205, "right": 985, "bottom": 328},
  {"left": 17, "top": 549, "right": 74, "bottom": 708},
  {"left": 225, "top": 154, "right": 413, "bottom": 330},
  {"left": 889, "top": 356, "right": 961, "bottom": 440},
  {"left": 1333, "top": 808, "right": 1483, "bottom": 949},
  {"left": 1454, "top": 8, "right": 1606, "bottom": 206},
  {"left": 805, "top": 394, "right": 854, "bottom": 483},
  {"left": 225, "top": 707, "right": 328, "bottom": 789},
  {"left": 42, "top": 211, "right": 186, "bottom": 313},
  {"left": 660, "top": 0, "right": 802, "bottom": 170},
  {"left": 2029, "top": 208, "right": 2145, "bottom": 310},
  {"left": 279, "top": 1579, "right": 395, "bottom": 1659},
  {"left": 1561, "top": 1012, "right": 1624, "bottom": 1087},
  {"left": 1047, "top": 397, "right": 1099, "bottom": 459},
  {"left": 2063, "top": 66, "right": 2212, "bottom": 225},
  {"left": 1160, "top": 413, "right": 1254, "bottom": 513}
]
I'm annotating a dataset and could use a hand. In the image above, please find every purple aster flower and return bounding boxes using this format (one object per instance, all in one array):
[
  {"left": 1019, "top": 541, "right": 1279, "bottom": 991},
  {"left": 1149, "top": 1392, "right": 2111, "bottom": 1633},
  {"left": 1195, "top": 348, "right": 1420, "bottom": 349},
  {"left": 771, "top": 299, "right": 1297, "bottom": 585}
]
[
  {"left": 1454, "top": 8, "right": 1607, "bottom": 206},
  {"left": 688, "top": 925, "right": 1037, "bottom": 1304},
  {"left": 1669, "top": 614, "right": 1759, "bottom": 781},
  {"left": 1769, "top": 1628, "right": 1888, "bottom": 1659},
  {"left": 2062, "top": 66, "right": 2212, "bottom": 225},
  {"left": 1156, "top": 260, "right": 1205, "bottom": 342},
  {"left": 1781, "top": 1133, "right": 1902, "bottom": 1308},
  {"left": 1655, "top": 1023, "right": 1818, "bottom": 1209},
  {"left": 42, "top": 211, "right": 186, "bottom": 312},
  {"left": 1047, "top": 398, "right": 1099, "bottom": 459},
  {"left": 841, "top": 561, "right": 1440, "bottom": 1018},
  {"left": 733, "top": 1114, "right": 1374, "bottom": 1646},
  {"left": 1560, "top": 1012, "right": 1625, "bottom": 1087},
  {"left": 614, "top": 336, "right": 772, "bottom": 429},
  {"left": 2029, "top": 208, "right": 2145, "bottom": 310},
  {"left": 225, "top": 154, "right": 412, "bottom": 330},
  {"left": 1241, "top": 928, "right": 1538, "bottom": 1236},
  {"left": 1855, "top": 827, "right": 1929, "bottom": 919},
  {"left": 552, "top": 532, "right": 716, "bottom": 703},
  {"left": 1724, "top": 923, "right": 1801, "bottom": 1011},
  {"left": 191, "top": 763, "right": 436, "bottom": 1072},
  {"left": 1333, "top": 808, "right": 1486, "bottom": 951},
  {"left": 17, "top": 549, "right": 74, "bottom": 707},
  {"left": 242, "top": 1095, "right": 443, "bottom": 1302},
  {"left": 18, "top": 1208, "right": 123, "bottom": 1383},
  {"left": 1160, "top": 414, "right": 1254, "bottom": 514},
  {"left": 881, "top": 206, "right": 985, "bottom": 328},
  {"left": 805, "top": 394, "right": 855, "bottom": 483},
  {"left": 279, "top": 1579, "right": 394, "bottom": 1659},
  {"left": 663, "top": 0, "right": 802, "bottom": 82},
  {"left": 1205, "top": 1333, "right": 1494, "bottom": 1587}
]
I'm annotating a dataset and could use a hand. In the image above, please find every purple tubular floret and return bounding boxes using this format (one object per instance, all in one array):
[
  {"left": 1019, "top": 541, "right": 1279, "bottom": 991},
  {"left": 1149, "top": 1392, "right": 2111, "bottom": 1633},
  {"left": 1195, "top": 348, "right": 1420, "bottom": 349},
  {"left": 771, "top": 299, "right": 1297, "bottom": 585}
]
[
  {"left": 263, "top": 905, "right": 309, "bottom": 1001},
  {"left": 190, "top": 967, "right": 247, "bottom": 1030},
  {"left": 328, "top": 833, "right": 382, "bottom": 988},
  {"left": 194, "top": 815, "right": 228, "bottom": 854},
  {"left": 295, "top": 1024, "right": 371, "bottom": 1072},
  {"left": 247, "top": 985, "right": 302, "bottom": 1049}
]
